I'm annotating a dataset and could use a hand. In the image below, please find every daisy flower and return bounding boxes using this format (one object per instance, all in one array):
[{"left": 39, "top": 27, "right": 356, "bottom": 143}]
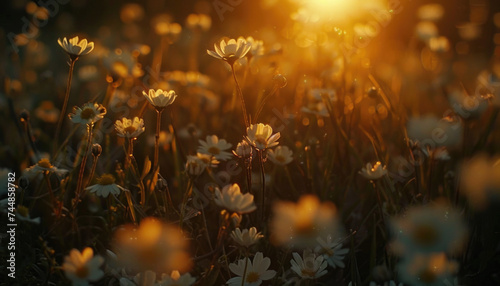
[
  {"left": 359, "top": 161, "right": 387, "bottom": 180},
  {"left": 270, "top": 195, "right": 342, "bottom": 248},
  {"left": 23, "top": 158, "right": 69, "bottom": 179},
  {"left": 112, "top": 217, "right": 192, "bottom": 274},
  {"left": 227, "top": 252, "right": 276, "bottom": 286},
  {"left": 69, "top": 102, "right": 106, "bottom": 125},
  {"left": 63, "top": 247, "right": 104, "bottom": 286},
  {"left": 197, "top": 135, "right": 233, "bottom": 160},
  {"left": 233, "top": 140, "right": 253, "bottom": 159},
  {"left": 230, "top": 227, "right": 264, "bottom": 248},
  {"left": 58, "top": 36, "right": 94, "bottom": 58},
  {"left": 115, "top": 117, "right": 145, "bottom": 139},
  {"left": 315, "top": 236, "right": 349, "bottom": 269},
  {"left": 268, "top": 146, "right": 293, "bottom": 166},
  {"left": 390, "top": 204, "right": 467, "bottom": 255},
  {"left": 214, "top": 184, "right": 257, "bottom": 214},
  {"left": 185, "top": 155, "right": 208, "bottom": 176},
  {"left": 85, "top": 174, "right": 124, "bottom": 198},
  {"left": 290, "top": 249, "right": 328, "bottom": 280},
  {"left": 238, "top": 36, "right": 264, "bottom": 58},
  {"left": 207, "top": 38, "right": 252, "bottom": 66},
  {"left": 245, "top": 123, "right": 280, "bottom": 151},
  {"left": 142, "top": 89, "right": 178, "bottom": 110},
  {"left": 158, "top": 270, "right": 196, "bottom": 286},
  {"left": 397, "top": 252, "right": 458, "bottom": 286}
]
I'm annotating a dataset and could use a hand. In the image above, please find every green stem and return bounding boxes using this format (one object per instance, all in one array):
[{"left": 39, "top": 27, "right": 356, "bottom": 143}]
[
  {"left": 53, "top": 57, "right": 78, "bottom": 155},
  {"left": 231, "top": 64, "right": 249, "bottom": 129},
  {"left": 259, "top": 150, "right": 266, "bottom": 220},
  {"left": 153, "top": 109, "right": 163, "bottom": 173},
  {"left": 74, "top": 123, "right": 93, "bottom": 209}
]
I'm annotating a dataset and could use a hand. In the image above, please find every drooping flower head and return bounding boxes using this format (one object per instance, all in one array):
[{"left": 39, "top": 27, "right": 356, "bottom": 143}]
[
  {"left": 58, "top": 36, "right": 94, "bottom": 59},
  {"left": 85, "top": 174, "right": 124, "bottom": 198},
  {"left": 143, "top": 89, "right": 178, "bottom": 110},
  {"left": 69, "top": 102, "right": 106, "bottom": 125},
  {"left": 207, "top": 38, "right": 252, "bottom": 66},
  {"left": 115, "top": 117, "right": 145, "bottom": 138},
  {"left": 233, "top": 140, "right": 253, "bottom": 159},
  {"left": 245, "top": 123, "right": 280, "bottom": 151},
  {"left": 63, "top": 247, "right": 104, "bottom": 286},
  {"left": 214, "top": 183, "right": 257, "bottom": 214}
]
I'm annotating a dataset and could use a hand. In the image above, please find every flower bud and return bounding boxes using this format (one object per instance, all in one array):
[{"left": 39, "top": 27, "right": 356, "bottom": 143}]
[{"left": 92, "top": 143, "right": 102, "bottom": 157}]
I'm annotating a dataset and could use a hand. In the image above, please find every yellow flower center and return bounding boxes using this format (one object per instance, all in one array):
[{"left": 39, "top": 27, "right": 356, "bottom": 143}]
[
  {"left": 245, "top": 272, "right": 260, "bottom": 283},
  {"left": 412, "top": 224, "right": 439, "bottom": 246},
  {"left": 275, "top": 155, "right": 286, "bottom": 163},
  {"left": 75, "top": 265, "right": 89, "bottom": 279},
  {"left": 97, "top": 174, "right": 116, "bottom": 185},
  {"left": 80, "top": 108, "right": 96, "bottom": 120},
  {"left": 124, "top": 126, "right": 137, "bottom": 134},
  {"left": 37, "top": 158, "right": 53, "bottom": 169},
  {"left": 301, "top": 269, "right": 317, "bottom": 277},
  {"left": 255, "top": 136, "right": 267, "bottom": 148},
  {"left": 208, "top": 146, "right": 221, "bottom": 155}
]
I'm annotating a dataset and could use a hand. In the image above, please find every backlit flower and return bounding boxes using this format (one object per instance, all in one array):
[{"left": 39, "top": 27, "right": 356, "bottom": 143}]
[
  {"left": 143, "top": 89, "right": 178, "bottom": 110},
  {"left": 85, "top": 174, "right": 124, "bottom": 198},
  {"left": 58, "top": 36, "right": 94, "bottom": 58},
  {"left": 197, "top": 135, "right": 233, "bottom": 161},
  {"left": 115, "top": 117, "right": 145, "bottom": 138},
  {"left": 239, "top": 36, "right": 264, "bottom": 58},
  {"left": 112, "top": 217, "right": 192, "bottom": 274},
  {"left": 233, "top": 140, "right": 253, "bottom": 159},
  {"left": 207, "top": 38, "right": 252, "bottom": 66},
  {"left": 214, "top": 183, "right": 257, "bottom": 214},
  {"left": 290, "top": 249, "right": 328, "bottom": 279},
  {"left": 227, "top": 252, "right": 276, "bottom": 286},
  {"left": 69, "top": 102, "right": 106, "bottom": 125},
  {"left": 245, "top": 123, "right": 280, "bottom": 151},
  {"left": 63, "top": 247, "right": 104, "bottom": 286},
  {"left": 270, "top": 195, "right": 342, "bottom": 248},
  {"left": 23, "top": 158, "right": 69, "bottom": 179},
  {"left": 230, "top": 227, "right": 263, "bottom": 247},
  {"left": 359, "top": 161, "right": 387, "bottom": 180},
  {"left": 268, "top": 146, "right": 293, "bottom": 166}
]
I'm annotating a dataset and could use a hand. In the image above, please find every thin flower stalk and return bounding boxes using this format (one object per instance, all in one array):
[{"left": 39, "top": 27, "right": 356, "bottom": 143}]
[
  {"left": 53, "top": 58, "right": 77, "bottom": 155},
  {"left": 154, "top": 109, "right": 163, "bottom": 172},
  {"left": 74, "top": 123, "right": 94, "bottom": 209},
  {"left": 231, "top": 64, "right": 249, "bottom": 128},
  {"left": 258, "top": 150, "right": 266, "bottom": 219}
]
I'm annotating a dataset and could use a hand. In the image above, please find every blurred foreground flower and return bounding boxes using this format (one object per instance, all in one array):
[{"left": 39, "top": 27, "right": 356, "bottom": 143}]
[
  {"left": 270, "top": 195, "right": 342, "bottom": 248},
  {"left": 69, "top": 102, "right": 106, "bottom": 125},
  {"left": 215, "top": 184, "right": 257, "bottom": 214},
  {"left": 397, "top": 252, "right": 458, "bottom": 286},
  {"left": 85, "top": 174, "right": 124, "bottom": 198},
  {"left": 359, "top": 161, "right": 387, "bottom": 180},
  {"left": 112, "top": 217, "right": 192, "bottom": 274},
  {"left": 460, "top": 155, "right": 500, "bottom": 209},
  {"left": 115, "top": 117, "right": 145, "bottom": 138},
  {"left": 290, "top": 249, "right": 327, "bottom": 280},
  {"left": 159, "top": 270, "right": 196, "bottom": 286},
  {"left": 207, "top": 38, "right": 251, "bottom": 66},
  {"left": 245, "top": 123, "right": 280, "bottom": 151},
  {"left": 227, "top": 252, "right": 276, "bottom": 286},
  {"left": 230, "top": 227, "right": 263, "bottom": 248},
  {"left": 390, "top": 204, "right": 467, "bottom": 255},
  {"left": 58, "top": 36, "right": 94, "bottom": 59},
  {"left": 63, "top": 247, "right": 104, "bottom": 286}
]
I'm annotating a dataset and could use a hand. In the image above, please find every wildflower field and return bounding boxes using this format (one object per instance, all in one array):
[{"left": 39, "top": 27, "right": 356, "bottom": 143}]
[{"left": 2, "top": 0, "right": 500, "bottom": 285}]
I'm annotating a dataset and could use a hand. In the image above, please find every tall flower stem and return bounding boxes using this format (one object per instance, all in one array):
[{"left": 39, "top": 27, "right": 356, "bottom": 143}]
[
  {"left": 153, "top": 109, "right": 164, "bottom": 172},
  {"left": 53, "top": 57, "right": 78, "bottom": 155},
  {"left": 231, "top": 64, "right": 249, "bottom": 129},
  {"left": 241, "top": 255, "right": 249, "bottom": 286},
  {"left": 85, "top": 154, "right": 99, "bottom": 189},
  {"left": 74, "top": 123, "right": 93, "bottom": 209},
  {"left": 258, "top": 150, "right": 266, "bottom": 219}
]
